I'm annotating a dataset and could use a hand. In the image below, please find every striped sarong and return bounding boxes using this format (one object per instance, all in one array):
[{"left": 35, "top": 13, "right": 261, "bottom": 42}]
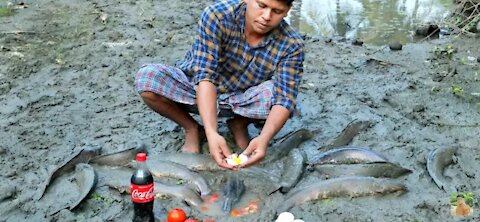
[{"left": 134, "top": 64, "right": 276, "bottom": 119}]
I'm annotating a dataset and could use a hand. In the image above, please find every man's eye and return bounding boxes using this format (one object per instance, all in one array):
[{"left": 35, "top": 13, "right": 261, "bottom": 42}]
[
  {"left": 258, "top": 3, "right": 266, "bottom": 8},
  {"left": 273, "top": 9, "right": 283, "bottom": 14}
]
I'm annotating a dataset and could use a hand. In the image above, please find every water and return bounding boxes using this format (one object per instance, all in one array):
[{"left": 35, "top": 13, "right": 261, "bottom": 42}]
[{"left": 286, "top": 0, "right": 453, "bottom": 45}]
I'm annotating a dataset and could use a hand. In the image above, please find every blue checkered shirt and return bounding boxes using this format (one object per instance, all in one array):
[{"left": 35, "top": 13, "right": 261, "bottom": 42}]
[{"left": 176, "top": 0, "right": 304, "bottom": 111}]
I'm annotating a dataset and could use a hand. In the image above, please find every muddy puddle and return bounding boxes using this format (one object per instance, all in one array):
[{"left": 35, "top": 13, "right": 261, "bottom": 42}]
[{"left": 287, "top": 0, "right": 452, "bottom": 45}]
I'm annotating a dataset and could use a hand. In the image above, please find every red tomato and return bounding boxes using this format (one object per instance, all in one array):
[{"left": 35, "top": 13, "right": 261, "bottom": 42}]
[
  {"left": 184, "top": 219, "right": 199, "bottom": 222},
  {"left": 167, "top": 208, "right": 187, "bottom": 222}
]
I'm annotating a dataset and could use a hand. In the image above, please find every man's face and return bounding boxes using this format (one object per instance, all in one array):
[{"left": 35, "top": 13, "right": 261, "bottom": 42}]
[{"left": 244, "top": 0, "right": 291, "bottom": 35}]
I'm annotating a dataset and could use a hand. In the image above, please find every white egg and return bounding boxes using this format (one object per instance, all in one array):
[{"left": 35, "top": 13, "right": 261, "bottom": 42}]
[
  {"left": 226, "top": 153, "right": 250, "bottom": 166},
  {"left": 238, "top": 153, "right": 249, "bottom": 163},
  {"left": 293, "top": 220, "right": 305, "bottom": 222},
  {"left": 226, "top": 158, "right": 237, "bottom": 166},
  {"left": 276, "top": 212, "right": 295, "bottom": 222}
]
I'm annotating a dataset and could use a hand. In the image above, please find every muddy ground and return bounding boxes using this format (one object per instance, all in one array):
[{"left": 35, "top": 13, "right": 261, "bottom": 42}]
[{"left": 1, "top": 0, "right": 480, "bottom": 221}]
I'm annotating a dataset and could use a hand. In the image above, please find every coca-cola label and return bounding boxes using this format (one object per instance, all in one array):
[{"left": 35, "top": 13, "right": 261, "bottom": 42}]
[{"left": 131, "top": 183, "right": 154, "bottom": 203}]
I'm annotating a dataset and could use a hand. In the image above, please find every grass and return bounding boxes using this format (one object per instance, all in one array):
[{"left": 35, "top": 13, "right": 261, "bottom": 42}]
[
  {"left": 0, "top": 6, "right": 13, "bottom": 17},
  {"left": 450, "top": 192, "right": 475, "bottom": 206}
]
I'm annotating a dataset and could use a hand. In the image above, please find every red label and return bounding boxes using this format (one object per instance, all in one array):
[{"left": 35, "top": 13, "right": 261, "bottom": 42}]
[{"left": 131, "top": 183, "right": 154, "bottom": 203}]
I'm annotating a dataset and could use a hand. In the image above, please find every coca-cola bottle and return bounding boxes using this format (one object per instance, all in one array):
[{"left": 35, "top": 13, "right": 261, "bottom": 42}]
[{"left": 130, "top": 152, "right": 154, "bottom": 222}]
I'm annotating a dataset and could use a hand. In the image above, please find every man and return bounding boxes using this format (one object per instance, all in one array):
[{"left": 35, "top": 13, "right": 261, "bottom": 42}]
[{"left": 135, "top": 0, "right": 304, "bottom": 169}]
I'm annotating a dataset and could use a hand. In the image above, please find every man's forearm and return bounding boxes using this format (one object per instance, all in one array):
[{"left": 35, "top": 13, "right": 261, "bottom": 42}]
[
  {"left": 196, "top": 81, "right": 218, "bottom": 134},
  {"left": 259, "top": 105, "right": 290, "bottom": 142}
]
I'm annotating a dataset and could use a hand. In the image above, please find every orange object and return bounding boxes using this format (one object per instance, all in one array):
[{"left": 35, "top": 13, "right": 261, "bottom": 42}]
[
  {"left": 200, "top": 206, "right": 209, "bottom": 211},
  {"left": 456, "top": 197, "right": 472, "bottom": 216},
  {"left": 184, "top": 219, "right": 199, "bottom": 222},
  {"left": 230, "top": 209, "right": 241, "bottom": 216},
  {"left": 167, "top": 208, "right": 187, "bottom": 222},
  {"left": 202, "top": 193, "right": 220, "bottom": 203}
]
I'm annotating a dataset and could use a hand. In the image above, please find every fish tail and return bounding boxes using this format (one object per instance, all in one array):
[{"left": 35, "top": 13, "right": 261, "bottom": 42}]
[{"left": 222, "top": 198, "right": 233, "bottom": 212}]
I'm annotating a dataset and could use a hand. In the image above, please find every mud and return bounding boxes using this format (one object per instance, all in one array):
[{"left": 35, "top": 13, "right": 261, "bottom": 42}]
[{"left": 1, "top": 0, "right": 480, "bottom": 221}]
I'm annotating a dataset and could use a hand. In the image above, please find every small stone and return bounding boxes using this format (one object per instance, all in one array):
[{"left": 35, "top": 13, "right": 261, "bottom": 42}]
[
  {"left": 0, "top": 146, "right": 6, "bottom": 155},
  {"left": 413, "top": 105, "right": 426, "bottom": 112},
  {"left": 5, "top": 170, "right": 16, "bottom": 177},
  {"left": 352, "top": 38, "right": 363, "bottom": 46},
  {"left": 415, "top": 26, "right": 429, "bottom": 36},
  {"left": 389, "top": 41, "right": 403, "bottom": 51},
  {"left": 0, "top": 179, "right": 16, "bottom": 201},
  {"left": 415, "top": 24, "right": 439, "bottom": 37}
]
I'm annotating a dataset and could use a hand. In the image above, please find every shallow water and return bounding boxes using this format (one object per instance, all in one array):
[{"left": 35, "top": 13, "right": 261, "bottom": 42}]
[{"left": 287, "top": 0, "right": 453, "bottom": 45}]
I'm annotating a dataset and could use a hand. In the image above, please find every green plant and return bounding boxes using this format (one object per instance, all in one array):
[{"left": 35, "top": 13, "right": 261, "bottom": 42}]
[
  {"left": 451, "top": 84, "right": 464, "bottom": 96},
  {"left": 90, "top": 192, "right": 115, "bottom": 206},
  {"left": 0, "top": 6, "right": 13, "bottom": 17},
  {"left": 321, "top": 198, "right": 334, "bottom": 205},
  {"left": 450, "top": 192, "right": 475, "bottom": 206},
  {"left": 433, "top": 45, "right": 456, "bottom": 59},
  {"left": 176, "top": 179, "right": 186, "bottom": 185}
]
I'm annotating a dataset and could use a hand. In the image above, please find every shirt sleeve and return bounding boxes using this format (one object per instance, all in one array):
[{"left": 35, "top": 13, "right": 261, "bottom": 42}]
[
  {"left": 271, "top": 44, "right": 305, "bottom": 112},
  {"left": 191, "top": 6, "right": 224, "bottom": 85}
]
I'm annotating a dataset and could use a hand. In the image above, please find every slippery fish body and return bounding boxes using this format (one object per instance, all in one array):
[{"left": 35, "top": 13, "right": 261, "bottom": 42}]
[
  {"left": 319, "top": 120, "right": 372, "bottom": 151},
  {"left": 222, "top": 175, "right": 245, "bottom": 212},
  {"left": 307, "top": 146, "right": 388, "bottom": 167},
  {"left": 143, "top": 160, "right": 212, "bottom": 197},
  {"left": 90, "top": 144, "right": 147, "bottom": 166},
  {"left": 69, "top": 163, "right": 97, "bottom": 210},
  {"left": 262, "top": 129, "right": 314, "bottom": 165},
  {"left": 148, "top": 152, "right": 220, "bottom": 171},
  {"left": 279, "top": 149, "right": 306, "bottom": 193},
  {"left": 278, "top": 176, "right": 406, "bottom": 212},
  {"left": 238, "top": 167, "right": 281, "bottom": 195},
  {"left": 98, "top": 166, "right": 203, "bottom": 207},
  {"left": 314, "top": 162, "right": 412, "bottom": 178},
  {"left": 426, "top": 146, "right": 459, "bottom": 192},
  {"left": 37, "top": 145, "right": 102, "bottom": 200}
]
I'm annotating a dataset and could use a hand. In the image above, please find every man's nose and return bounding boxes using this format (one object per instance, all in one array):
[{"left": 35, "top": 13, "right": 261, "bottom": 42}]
[{"left": 261, "top": 9, "right": 272, "bottom": 21}]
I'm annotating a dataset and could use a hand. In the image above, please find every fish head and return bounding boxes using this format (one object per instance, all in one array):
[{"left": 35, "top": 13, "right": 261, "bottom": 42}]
[
  {"left": 83, "top": 144, "right": 102, "bottom": 155},
  {"left": 301, "top": 129, "right": 315, "bottom": 140}
]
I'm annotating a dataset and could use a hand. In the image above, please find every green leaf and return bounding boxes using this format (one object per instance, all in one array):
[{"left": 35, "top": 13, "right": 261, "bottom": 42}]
[
  {"left": 451, "top": 84, "right": 464, "bottom": 96},
  {"left": 176, "top": 179, "right": 186, "bottom": 185},
  {"left": 0, "top": 6, "right": 13, "bottom": 17},
  {"left": 450, "top": 192, "right": 476, "bottom": 206}
]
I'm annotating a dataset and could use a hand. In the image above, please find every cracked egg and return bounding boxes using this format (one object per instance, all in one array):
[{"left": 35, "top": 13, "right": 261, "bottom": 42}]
[{"left": 226, "top": 153, "right": 248, "bottom": 166}]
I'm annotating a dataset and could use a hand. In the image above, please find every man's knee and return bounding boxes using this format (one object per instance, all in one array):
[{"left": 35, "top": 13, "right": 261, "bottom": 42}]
[{"left": 139, "top": 91, "right": 160, "bottom": 101}]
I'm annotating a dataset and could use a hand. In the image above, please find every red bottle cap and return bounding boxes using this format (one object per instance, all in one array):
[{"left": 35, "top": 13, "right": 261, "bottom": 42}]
[{"left": 136, "top": 153, "right": 147, "bottom": 162}]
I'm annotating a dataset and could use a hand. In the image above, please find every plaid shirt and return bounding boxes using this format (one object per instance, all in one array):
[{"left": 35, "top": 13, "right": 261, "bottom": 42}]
[{"left": 176, "top": 0, "right": 304, "bottom": 112}]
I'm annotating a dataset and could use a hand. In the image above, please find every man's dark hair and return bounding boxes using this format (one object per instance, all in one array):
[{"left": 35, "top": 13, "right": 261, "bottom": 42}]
[{"left": 280, "top": 0, "right": 295, "bottom": 6}]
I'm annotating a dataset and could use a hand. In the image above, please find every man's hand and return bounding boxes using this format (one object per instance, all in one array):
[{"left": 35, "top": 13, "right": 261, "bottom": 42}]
[
  {"left": 196, "top": 81, "right": 234, "bottom": 170},
  {"left": 239, "top": 105, "right": 290, "bottom": 168},
  {"left": 206, "top": 131, "right": 234, "bottom": 170},
  {"left": 239, "top": 136, "right": 269, "bottom": 168}
]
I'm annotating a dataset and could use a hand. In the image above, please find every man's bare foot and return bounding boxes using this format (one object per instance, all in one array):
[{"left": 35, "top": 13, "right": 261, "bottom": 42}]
[
  {"left": 181, "top": 124, "right": 202, "bottom": 153},
  {"left": 227, "top": 118, "right": 250, "bottom": 149}
]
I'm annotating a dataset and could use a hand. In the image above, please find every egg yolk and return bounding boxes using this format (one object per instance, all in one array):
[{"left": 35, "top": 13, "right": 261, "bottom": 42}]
[{"left": 233, "top": 157, "right": 241, "bottom": 164}]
